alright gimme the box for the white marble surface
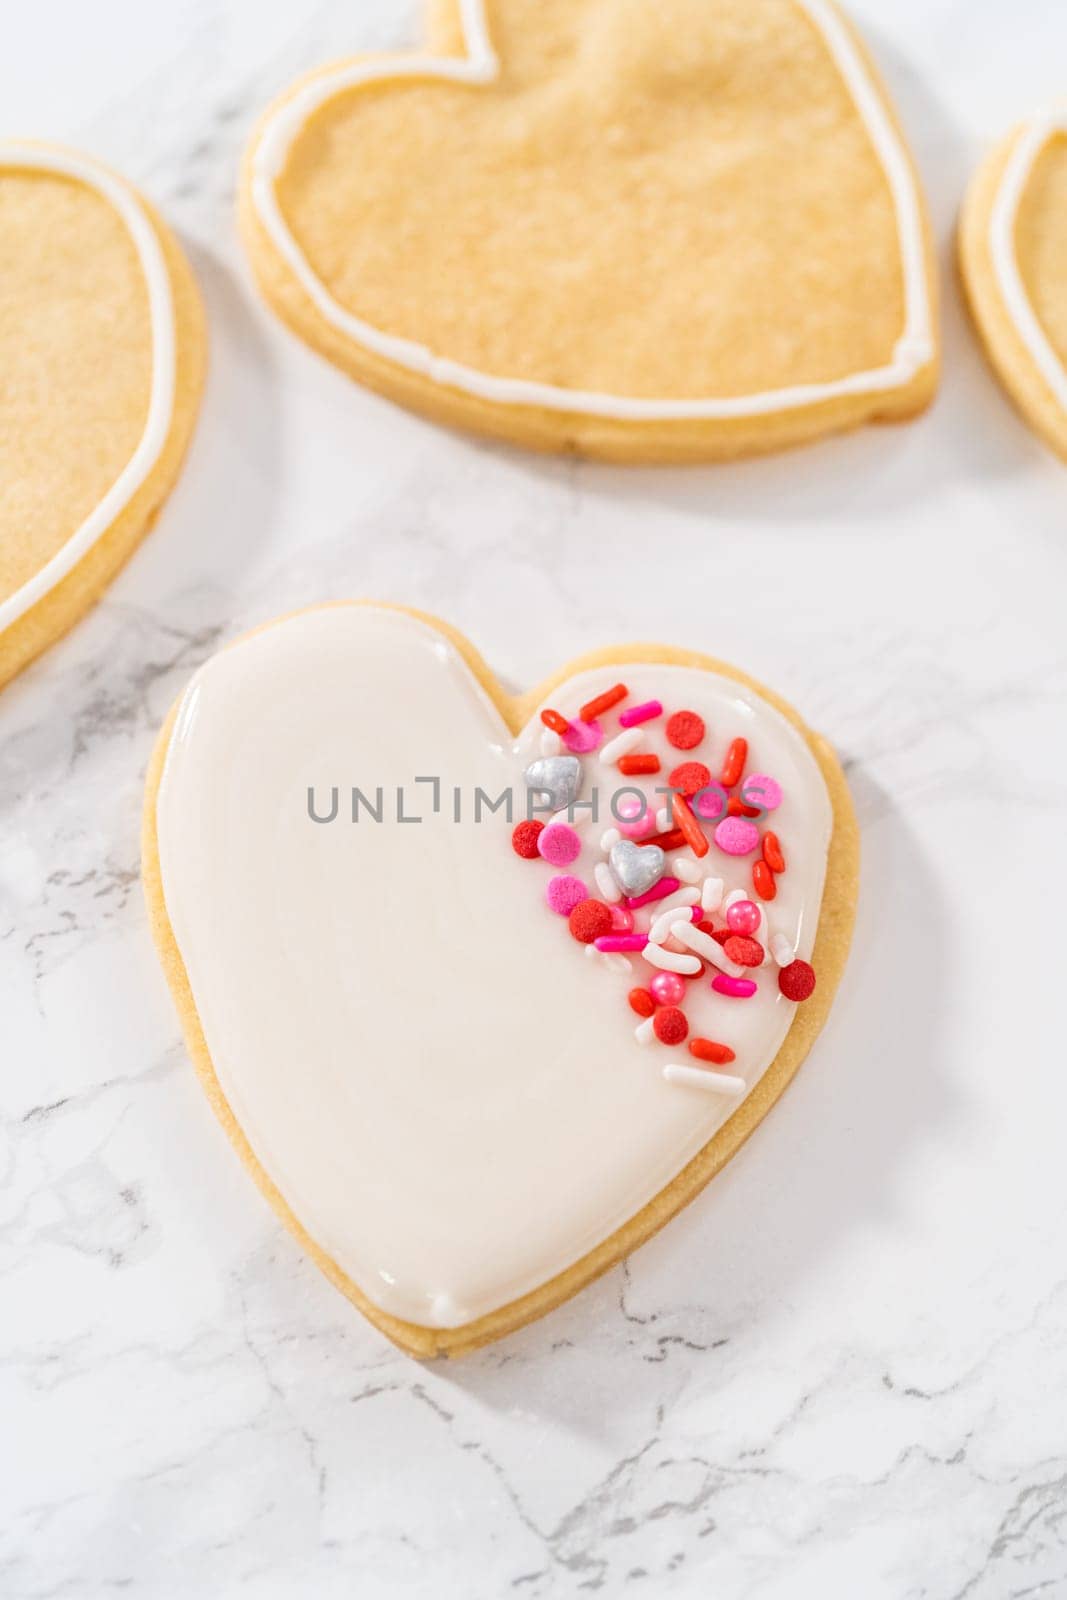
[2,2,1067,1595]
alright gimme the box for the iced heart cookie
[239,0,938,462]
[960,114,1067,462]
[0,142,205,689]
[143,604,858,1356]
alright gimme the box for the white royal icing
[249,0,934,422]
[154,606,835,1329]
[988,113,1067,415]
[0,143,177,634]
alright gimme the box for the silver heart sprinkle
[523,755,582,814]
[609,838,665,898]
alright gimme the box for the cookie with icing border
[959,114,1067,462]
[143,603,859,1356]
[0,142,205,689]
[239,0,939,462]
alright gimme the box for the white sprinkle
[701,876,724,914]
[540,728,562,756]
[654,887,701,917]
[770,932,795,967]
[634,1016,656,1045]
[663,1064,746,1095]
[671,856,703,884]
[648,906,697,945]
[724,887,749,913]
[674,921,745,977]
[595,862,622,904]
[600,827,621,853]
[657,806,672,832]
[643,943,702,976]
[600,728,643,766]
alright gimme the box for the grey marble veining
[2,1,1067,1595]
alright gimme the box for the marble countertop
[3,2,1066,1596]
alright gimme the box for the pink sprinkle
[713,817,760,856]
[546,875,588,915]
[618,699,663,729]
[538,823,582,866]
[711,974,758,998]
[563,718,602,753]
[616,793,645,820]
[609,905,635,932]
[594,934,649,953]
[741,774,783,813]
[692,784,729,822]
[650,971,685,1005]
[625,876,680,910]
[726,899,762,936]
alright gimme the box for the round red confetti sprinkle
[511,820,545,859]
[778,960,816,1001]
[568,899,614,944]
[653,1006,689,1045]
[723,935,765,967]
[666,710,705,750]
[668,760,712,798]
[689,1038,736,1065]
[628,987,656,1018]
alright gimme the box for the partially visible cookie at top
[240,0,939,463]
[959,114,1067,463]
[0,142,206,691]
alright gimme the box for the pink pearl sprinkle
[726,898,762,936]
[741,774,782,813]
[594,934,649,953]
[546,875,588,915]
[713,817,760,856]
[538,823,582,866]
[625,876,681,910]
[618,810,657,839]
[616,793,645,820]
[650,971,685,1005]
[618,699,663,729]
[711,974,758,998]
[563,718,602,753]
[609,905,635,932]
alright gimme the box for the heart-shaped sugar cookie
[240,0,938,461]
[143,604,858,1356]
[0,142,205,689]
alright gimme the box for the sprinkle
[714,817,760,856]
[540,708,569,735]
[653,1007,689,1045]
[689,1038,737,1065]
[693,785,729,822]
[650,971,687,1006]
[723,935,765,967]
[594,934,649,953]
[779,960,816,1001]
[511,820,545,859]
[671,856,703,884]
[720,738,748,789]
[540,728,562,756]
[674,921,744,977]
[672,794,710,858]
[580,683,628,723]
[568,900,614,944]
[668,761,712,799]
[609,905,635,932]
[726,898,762,936]
[538,823,582,866]
[701,876,724,913]
[619,810,658,840]
[616,793,646,820]
[727,794,762,819]
[664,1063,745,1095]
[643,943,702,975]
[770,932,795,967]
[753,859,777,901]
[711,974,759,998]
[563,718,602,754]
[594,861,622,904]
[723,887,750,912]
[619,699,663,728]
[741,774,782,813]
[600,728,644,766]
[600,827,621,852]
[656,806,672,831]
[763,831,786,873]
[651,887,701,918]
[629,987,656,1018]
[666,710,705,750]
[618,753,661,776]
[649,904,701,944]
[546,875,588,915]
[625,875,680,910]
[639,828,687,852]
[634,1016,656,1045]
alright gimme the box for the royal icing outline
[250,0,935,422]
[0,142,177,634]
[988,113,1067,415]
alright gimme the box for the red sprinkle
[672,793,710,858]
[653,1006,689,1045]
[727,794,762,818]
[568,899,614,944]
[709,925,731,945]
[628,987,656,1018]
[618,753,661,776]
[779,959,816,1002]
[720,737,748,789]
[639,828,688,851]
[668,761,712,798]
[540,708,569,735]
[512,820,545,859]
[752,859,777,901]
[689,1038,736,1065]
[763,831,786,873]
[723,935,765,967]
[580,683,628,723]
[666,710,705,750]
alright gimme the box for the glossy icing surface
[155,607,833,1328]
